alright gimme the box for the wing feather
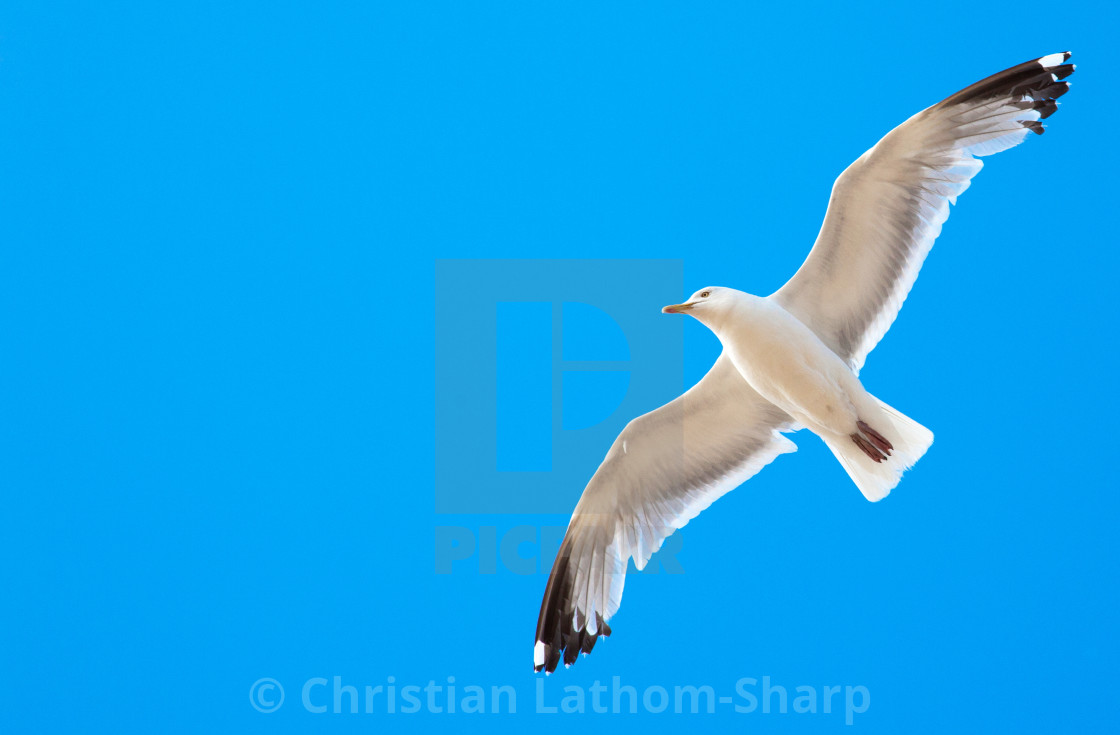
[772,53,1075,372]
[533,354,796,672]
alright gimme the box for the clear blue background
[1,1,1116,732]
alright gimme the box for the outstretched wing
[772,53,1075,373]
[533,354,797,673]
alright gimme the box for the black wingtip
[1051,63,1075,81]
[940,53,1076,110]
[533,621,612,674]
[1033,98,1059,120]
[533,534,617,674]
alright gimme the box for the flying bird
[533,53,1076,673]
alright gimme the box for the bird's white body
[705,292,871,436]
[681,287,934,502]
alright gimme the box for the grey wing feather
[772,53,1074,372]
[533,354,796,672]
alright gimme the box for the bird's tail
[822,396,934,502]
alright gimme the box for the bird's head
[662,286,737,328]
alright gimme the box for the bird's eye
[700,291,711,298]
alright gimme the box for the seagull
[533,53,1075,673]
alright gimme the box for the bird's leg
[857,420,894,455]
[850,432,887,463]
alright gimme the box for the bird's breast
[718,302,854,426]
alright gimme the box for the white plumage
[534,52,1075,673]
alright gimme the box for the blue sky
[1,2,1117,732]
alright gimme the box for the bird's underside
[533,52,1075,674]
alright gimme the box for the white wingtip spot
[534,641,545,667]
[1038,52,1069,68]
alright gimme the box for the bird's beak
[661,302,694,314]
